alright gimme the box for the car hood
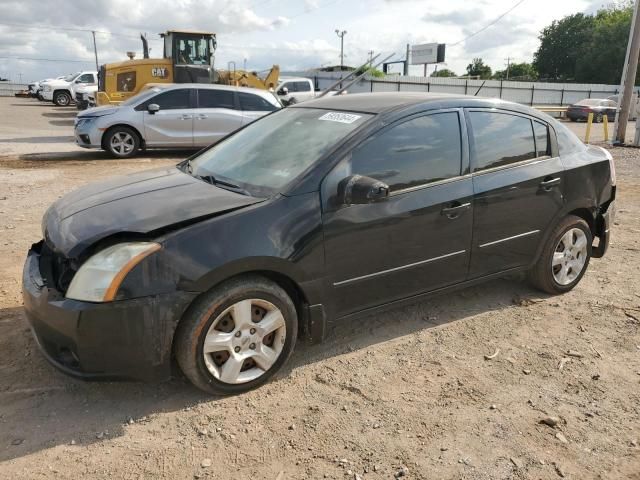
[78,105,120,117]
[43,166,265,258]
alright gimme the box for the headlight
[66,242,161,302]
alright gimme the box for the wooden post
[603,114,610,142]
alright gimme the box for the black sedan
[566,98,617,122]
[23,93,616,395]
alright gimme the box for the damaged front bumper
[22,244,197,382]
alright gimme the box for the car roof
[292,92,534,115]
[147,83,275,97]
[279,77,311,82]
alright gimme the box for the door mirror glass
[339,175,389,205]
[278,87,289,96]
[147,103,160,114]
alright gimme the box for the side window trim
[465,107,556,176]
[323,108,470,201]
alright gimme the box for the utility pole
[404,43,410,76]
[505,57,512,80]
[367,50,374,68]
[614,0,640,144]
[335,29,347,69]
[91,31,99,71]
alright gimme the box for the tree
[493,62,538,81]
[431,68,457,78]
[533,2,637,84]
[533,13,595,81]
[466,58,492,79]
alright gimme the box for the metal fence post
[465,80,468,95]
[560,88,565,106]
[530,85,535,106]
[499,79,503,99]
[427,82,430,92]
[588,89,592,99]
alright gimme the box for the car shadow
[47,120,75,127]
[16,150,197,162]
[2,136,76,144]
[41,112,78,119]
[0,275,547,463]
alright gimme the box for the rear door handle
[197,114,208,119]
[181,115,193,120]
[540,177,561,190]
[441,202,471,219]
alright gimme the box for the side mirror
[338,175,390,205]
[147,103,160,114]
[278,87,289,96]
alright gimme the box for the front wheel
[528,215,592,294]
[53,91,71,106]
[174,275,298,395]
[595,113,604,123]
[104,127,140,158]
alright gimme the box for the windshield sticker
[318,112,362,124]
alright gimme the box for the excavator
[95,30,279,106]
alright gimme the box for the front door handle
[441,202,471,219]
[540,177,561,190]
[197,114,208,119]
[181,115,193,120]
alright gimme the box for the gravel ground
[0,97,639,479]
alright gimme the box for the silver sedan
[74,83,282,158]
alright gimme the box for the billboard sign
[411,43,446,65]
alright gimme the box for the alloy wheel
[552,228,588,286]
[110,132,135,156]
[202,299,286,384]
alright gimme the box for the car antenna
[316,53,382,98]
[332,53,396,96]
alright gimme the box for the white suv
[41,71,97,106]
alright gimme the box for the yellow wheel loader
[96,30,279,106]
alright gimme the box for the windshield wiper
[196,174,250,196]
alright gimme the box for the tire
[53,91,71,106]
[104,126,140,158]
[174,275,298,395]
[528,215,592,295]
[569,117,577,122]
[595,113,603,123]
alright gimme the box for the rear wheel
[53,91,71,106]
[595,113,604,123]
[528,215,592,294]
[104,127,140,158]
[174,275,298,395]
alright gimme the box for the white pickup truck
[275,76,331,106]
[41,71,98,106]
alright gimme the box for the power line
[450,0,527,46]
[0,56,95,63]
[0,21,142,39]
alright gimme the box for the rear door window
[533,121,550,157]
[347,112,462,191]
[198,89,235,109]
[238,92,278,112]
[294,81,312,92]
[469,112,536,172]
[136,89,192,110]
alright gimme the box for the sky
[0,0,611,83]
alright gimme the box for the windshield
[64,72,81,82]
[121,87,163,106]
[188,108,373,195]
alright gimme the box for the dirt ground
[0,97,639,480]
